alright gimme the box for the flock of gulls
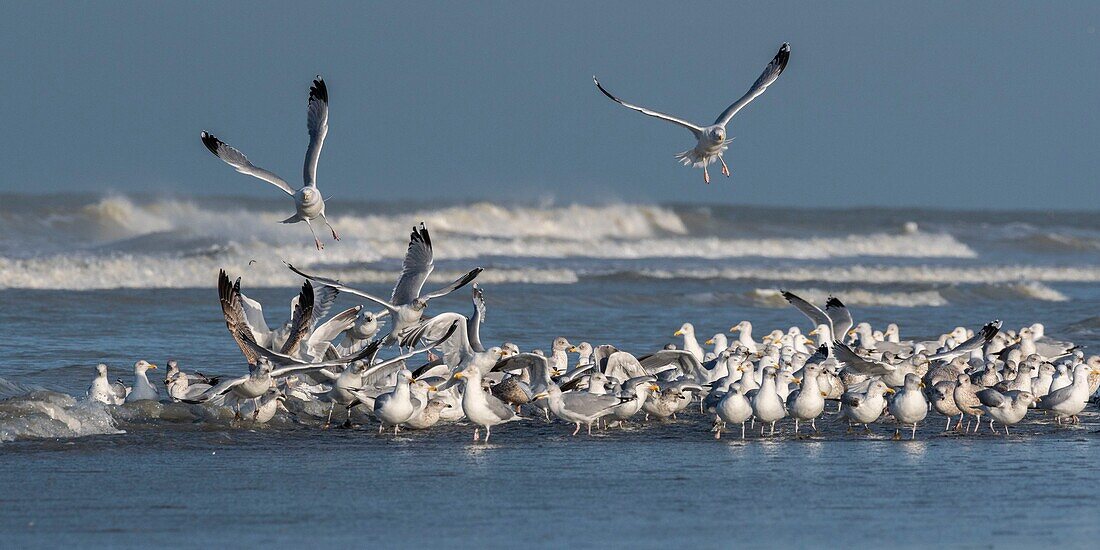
[86,221,1098,441]
[79,43,1098,442]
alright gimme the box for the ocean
[2,192,1099,547]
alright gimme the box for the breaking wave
[0,380,124,443]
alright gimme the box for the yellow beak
[704,339,714,345]
[533,391,549,400]
[674,330,683,336]
[885,387,896,394]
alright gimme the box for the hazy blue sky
[1,1,1097,208]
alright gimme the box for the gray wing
[256,337,385,377]
[637,349,705,378]
[200,132,294,195]
[279,281,315,356]
[781,290,832,334]
[303,76,328,186]
[182,374,250,403]
[1037,383,1075,410]
[468,284,486,353]
[391,223,434,305]
[928,320,1001,361]
[218,270,261,366]
[485,393,518,422]
[825,297,853,341]
[977,388,1007,408]
[832,341,895,376]
[593,77,704,137]
[422,268,484,301]
[562,392,622,416]
[285,263,399,314]
[715,43,790,127]
[310,284,341,328]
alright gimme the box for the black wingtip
[310,76,328,104]
[200,131,221,155]
[775,43,791,73]
[825,296,845,309]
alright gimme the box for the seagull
[286,223,482,345]
[125,360,159,403]
[200,76,337,250]
[452,362,522,442]
[594,43,790,184]
[87,364,127,405]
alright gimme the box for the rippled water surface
[3,195,1100,547]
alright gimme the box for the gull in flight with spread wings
[594,43,789,184]
[201,76,338,250]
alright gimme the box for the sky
[0,1,1097,209]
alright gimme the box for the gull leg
[1005,425,1010,436]
[324,403,335,429]
[719,155,730,177]
[911,423,917,440]
[587,423,593,436]
[945,416,951,432]
[473,428,479,441]
[485,425,491,443]
[811,418,818,432]
[793,419,799,434]
[863,424,872,434]
[572,423,581,436]
[893,428,901,440]
[378,423,384,434]
[305,219,324,250]
[321,212,339,241]
[741,422,746,440]
[703,164,711,185]
[770,421,776,436]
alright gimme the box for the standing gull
[201,76,337,250]
[594,43,790,184]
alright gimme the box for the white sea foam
[0,385,124,442]
[750,288,951,308]
[637,265,1100,285]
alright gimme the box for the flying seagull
[201,76,338,250]
[594,43,789,184]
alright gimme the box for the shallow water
[3,196,1100,547]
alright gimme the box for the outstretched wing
[279,281,315,356]
[715,43,790,126]
[218,270,261,365]
[391,223,435,305]
[400,312,473,371]
[422,267,483,300]
[303,76,328,186]
[285,263,399,314]
[929,320,1001,361]
[306,305,362,360]
[781,290,832,334]
[201,131,294,195]
[825,297,853,342]
[468,284,486,353]
[593,77,703,137]
[832,341,895,376]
